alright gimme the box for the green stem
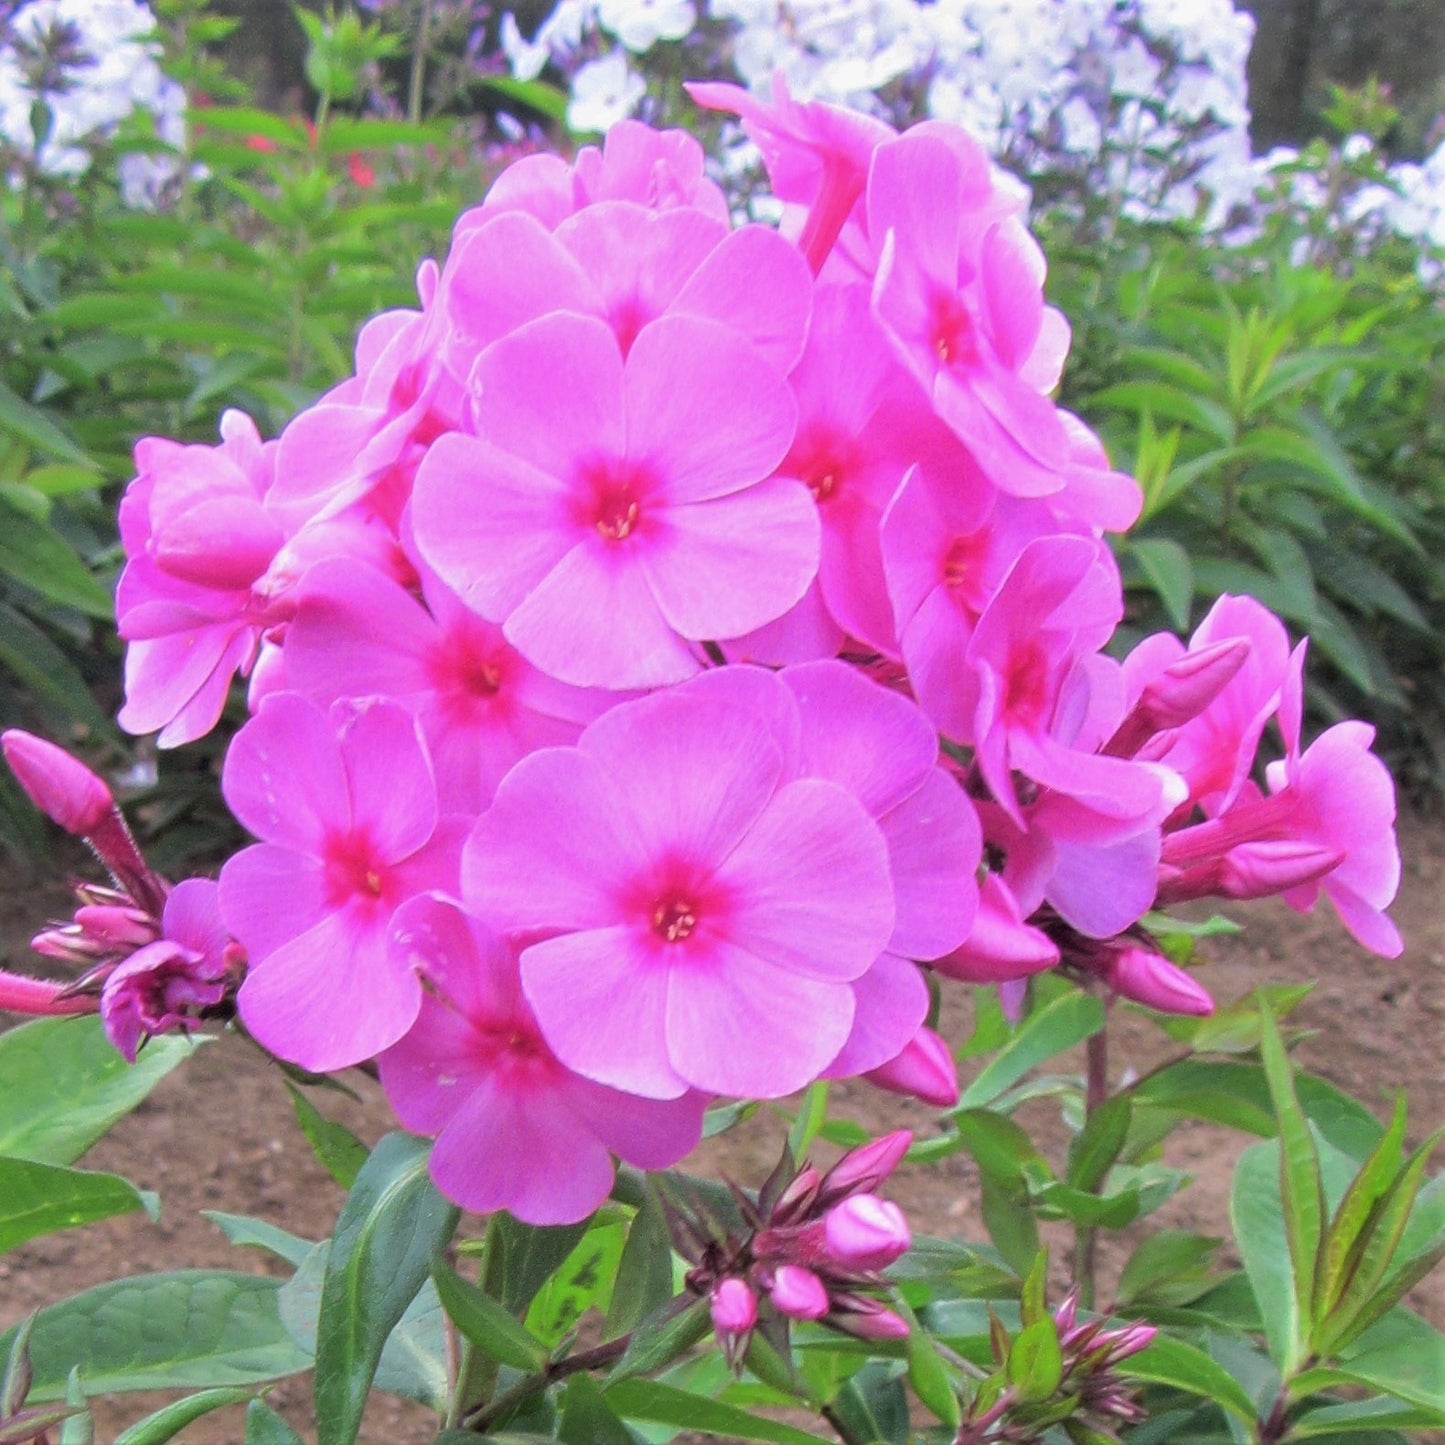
[408,0,436,125]
[1072,1012,1110,1310]
[462,1335,631,1432]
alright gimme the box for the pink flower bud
[0,968,93,1017]
[1218,840,1344,900]
[2,730,114,836]
[829,1295,911,1340]
[865,1027,959,1107]
[771,1165,823,1225]
[768,1265,830,1320]
[933,873,1059,983]
[820,1129,911,1201]
[1107,1323,1157,1361]
[710,1277,757,1335]
[1107,637,1251,756]
[1105,946,1213,1017]
[824,1194,911,1271]
[73,905,159,948]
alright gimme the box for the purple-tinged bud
[1053,1286,1080,1337]
[709,1277,757,1335]
[933,873,1058,983]
[1106,947,1213,1017]
[73,905,159,948]
[828,1295,911,1340]
[3,730,113,836]
[1106,638,1250,757]
[0,968,94,1017]
[819,1129,911,1203]
[769,1265,830,1321]
[1106,1323,1157,1361]
[824,1194,911,1271]
[1218,840,1344,900]
[770,1165,823,1225]
[865,1027,959,1108]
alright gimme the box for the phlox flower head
[219,694,466,1073]
[379,895,705,1223]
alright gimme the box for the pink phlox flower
[413,312,814,689]
[1127,594,1293,816]
[379,895,704,1223]
[688,73,895,275]
[439,201,811,376]
[1049,410,1143,535]
[880,456,1053,741]
[219,694,466,1072]
[680,661,978,1078]
[100,878,236,1062]
[463,680,897,1100]
[285,555,609,811]
[727,284,943,665]
[116,410,287,747]
[866,131,1077,497]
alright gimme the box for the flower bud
[829,1295,911,1340]
[709,1277,757,1335]
[73,905,160,948]
[2,730,114,836]
[768,1265,830,1321]
[1218,840,1344,900]
[933,872,1058,982]
[1105,946,1213,1017]
[819,1129,911,1202]
[0,968,93,1017]
[1107,637,1250,756]
[824,1194,911,1271]
[865,1027,959,1107]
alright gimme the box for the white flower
[597,0,696,51]
[566,50,646,132]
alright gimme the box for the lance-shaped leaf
[1257,1001,1324,1365]
[244,1400,304,1445]
[0,1157,154,1253]
[287,1085,368,1189]
[312,1132,459,1445]
[111,1386,258,1444]
[431,1261,548,1372]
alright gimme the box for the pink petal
[636,480,820,641]
[218,845,329,963]
[714,778,894,982]
[578,1081,707,1170]
[521,926,690,1098]
[337,701,438,862]
[222,693,350,851]
[823,952,929,1077]
[665,938,855,1097]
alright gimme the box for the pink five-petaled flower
[463,684,896,1099]
[100,878,236,1061]
[219,694,465,1072]
[414,313,815,689]
[378,896,704,1223]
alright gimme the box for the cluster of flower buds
[957,1286,1155,1444]
[1,730,243,1060]
[672,1131,915,1365]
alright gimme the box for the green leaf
[1,1312,33,1419]
[0,1017,199,1165]
[557,1374,633,1445]
[605,1295,711,1384]
[1127,537,1194,629]
[956,990,1105,1111]
[312,1133,459,1445]
[287,1084,368,1188]
[1115,1231,1220,1308]
[0,600,112,733]
[979,1173,1040,1279]
[1006,1319,1062,1403]
[829,1360,909,1445]
[524,1217,625,1346]
[1289,1396,1445,1437]
[1300,1308,1445,1413]
[0,1272,310,1400]
[1231,1139,1300,1370]
[112,1387,257,1443]
[605,1378,832,1443]
[431,1260,548,1372]
[0,1157,151,1253]
[1257,1004,1324,1355]
[0,381,95,468]
[204,1212,314,1267]
[488,1215,592,1316]
[1066,1096,1132,1194]
[1126,1334,1258,1424]
[1090,381,1234,444]
[0,497,112,617]
[898,1299,960,1428]
[604,1187,675,1338]
[476,75,571,123]
[244,1399,304,1444]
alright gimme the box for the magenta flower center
[931,294,980,369]
[323,832,388,906]
[596,487,640,540]
[1002,640,1053,723]
[651,894,699,942]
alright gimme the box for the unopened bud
[820,1129,911,1203]
[934,872,1059,982]
[824,1194,910,1271]
[709,1277,757,1335]
[771,1165,823,1225]
[865,1027,959,1107]
[768,1265,830,1321]
[829,1295,911,1340]
[3,730,113,836]
[1106,947,1213,1017]
[1108,638,1250,756]
[73,905,159,948]
[1218,840,1343,900]
[0,967,93,1017]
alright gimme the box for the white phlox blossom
[567,49,647,131]
[0,0,185,204]
[597,0,697,52]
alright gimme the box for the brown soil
[1,814,1441,1443]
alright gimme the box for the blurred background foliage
[1,0,1443,865]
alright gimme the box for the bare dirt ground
[1,812,1441,1442]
